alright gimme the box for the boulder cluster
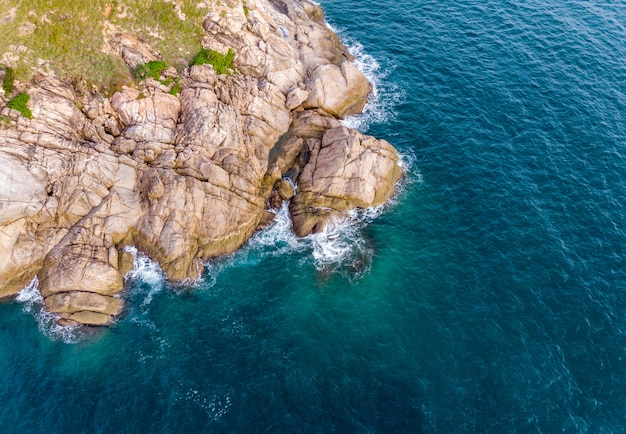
[0,0,402,326]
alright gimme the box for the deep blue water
[3,0,626,432]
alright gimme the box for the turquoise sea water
[3,0,626,431]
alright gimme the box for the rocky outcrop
[0,0,402,326]
[289,122,403,237]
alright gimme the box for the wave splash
[242,200,386,279]
[250,136,423,270]
[15,277,88,343]
[13,247,169,342]
[123,246,166,307]
[213,147,420,280]
[310,206,382,266]
[338,36,405,132]
[248,201,307,256]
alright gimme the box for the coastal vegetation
[133,60,181,95]
[169,80,181,96]
[6,92,32,118]
[2,67,14,94]
[0,0,219,92]
[191,48,236,75]
[133,60,168,81]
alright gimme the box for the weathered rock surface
[0,0,402,326]
[290,124,403,237]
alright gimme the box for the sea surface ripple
[2,0,626,432]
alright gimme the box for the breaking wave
[307,207,381,277]
[247,202,307,256]
[341,38,405,132]
[243,200,392,279]
[221,148,420,279]
[322,22,405,133]
[123,246,166,307]
[15,277,88,344]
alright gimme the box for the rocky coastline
[0,0,402,326]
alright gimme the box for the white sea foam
[395,149,423,195]
[14,247,170,342]
[339,37,405,133]
[16,277,87,343]
[248,201,306,256]
[15,276,42,306]
[243,200,387,278]
[233,153,421,276]
[123,246,166,307]
[323,19,406,130]
[308,207,381,274]
[176,386,233,420]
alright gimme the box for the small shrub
[0,115,11,125]
[190,48,235,75]
[169,80,181,96]
[134,60,168,80]
[243,6,250,16]
[7,92,33,119]
[2,67,14,95]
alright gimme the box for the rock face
[290,122,403,237]
[0,0,402,326]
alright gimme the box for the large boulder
[304,62,371,118]
[290,126,403,236]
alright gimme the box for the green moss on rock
[191,48,235,75]
[7,92,32,119]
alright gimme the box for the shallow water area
[3,0,626,431]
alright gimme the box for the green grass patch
[169,77,181,96]
[2,67,15,95]
[0,0,207,90]
[133,64,182,95]
[7,92,32,118]
[134,60,168,80]
[191,48,235,75]
[0,115,11,124]
[169,82,181,96]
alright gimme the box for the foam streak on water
[341,38,405,132]
[248,201,304,256]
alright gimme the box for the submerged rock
[0,0,403,326]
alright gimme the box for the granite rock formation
[0,0,402,326]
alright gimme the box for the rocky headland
[0,0,402,326]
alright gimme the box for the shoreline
[0,0,402,327]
